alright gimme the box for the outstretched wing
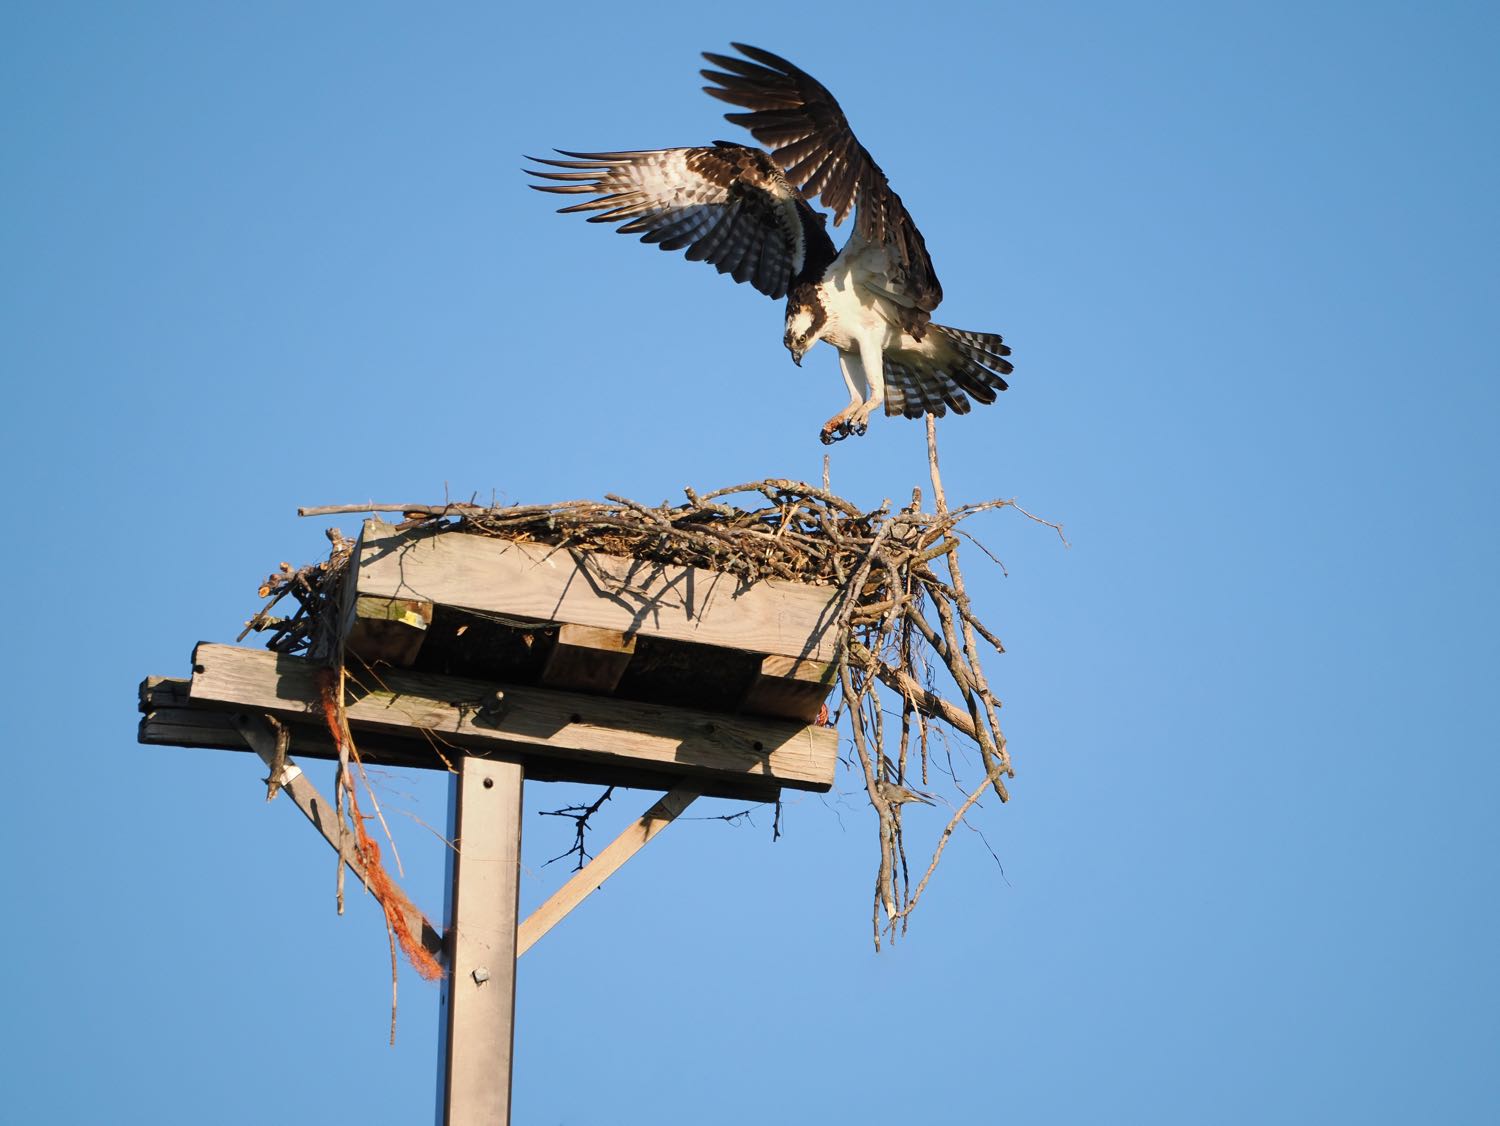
[882,326,1012,419]
[701,43,942,315]
[525,143,834,300]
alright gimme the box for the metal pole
[436,755,524,1126]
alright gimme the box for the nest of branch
[245,431,1058,948]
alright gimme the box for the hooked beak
[791,349,804,367]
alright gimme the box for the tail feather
[935,325,1014,377]
[882,323,1013,420]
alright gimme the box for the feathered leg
[848,332,887,431]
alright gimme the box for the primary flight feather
[526,43,1013,443]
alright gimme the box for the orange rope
[318,670,445,981]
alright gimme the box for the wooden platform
[139,519,846,801]
[338,518,842,722]
[135,515,852,1124]
[139,643,835,799]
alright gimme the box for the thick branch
[848,642,980,743]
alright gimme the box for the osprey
[526,44,1013,443]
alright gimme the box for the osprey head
[783,283,827,367]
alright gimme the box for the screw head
[472,966,491,985]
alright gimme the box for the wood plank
[140,676,786,802]
[354,518,841,663]
[540,623,635,694]
[141,674,190,709]
[738,654,838,722]
[186,644,837,792]
[516,783,700,957]
[229,713,442,957]
[344,595,433,667]
[439,756,522,1126]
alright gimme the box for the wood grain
[354,519,841,663]
[185,644,836,792]
[441,756,523,1125]
[140,674,785,800]
[516,784,700,957]
[739,654,838,722]
[539,623,635,695]
[230,713,442,957]
[345,595,433,667]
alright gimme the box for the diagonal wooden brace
[517,783,702,956]
[231,713,444,958]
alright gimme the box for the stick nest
[244,458,1058,948]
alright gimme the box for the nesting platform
[140,517,845,801]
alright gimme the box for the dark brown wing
[701,43,942,314]
[525,143,833,300]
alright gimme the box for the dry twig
[251,448,1056,948]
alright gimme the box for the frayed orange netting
[317,670,444,982]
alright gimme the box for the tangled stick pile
[246,423,1059,948]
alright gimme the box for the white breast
[818,243,906,354]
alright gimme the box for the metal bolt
[476,689,508,725]
[472,966,491,985]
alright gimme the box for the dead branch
[264,452,1060,949]
[540,787,616,871]
[848,642,980,743]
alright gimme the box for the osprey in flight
[526,44,1013,443]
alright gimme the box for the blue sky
[4,2,1497,1122]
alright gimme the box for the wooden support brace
[345,595,433,667]
[516,783,701,956]
[739,654,837,722]
[230,713,443,957]
[539,623,636,695]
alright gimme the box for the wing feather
[525,143,820,300]
[703,44,943,316]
